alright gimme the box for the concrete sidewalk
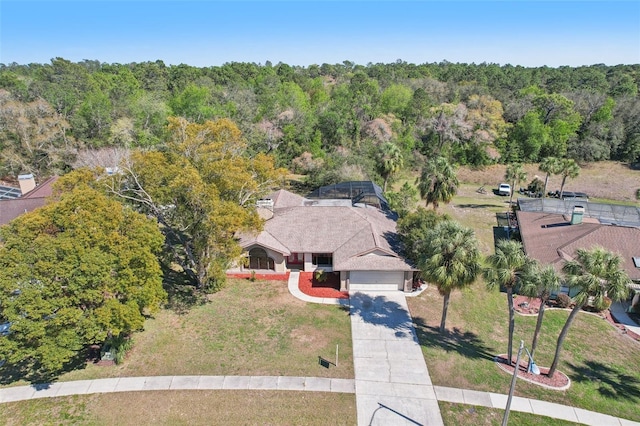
[434,386,640,426]
[1,376,639,425]
[0,375,355,403]
[2,279,638,425]
[350,291,444,426]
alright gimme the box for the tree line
[1,59,639,189]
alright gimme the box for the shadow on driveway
[348,292,415,339]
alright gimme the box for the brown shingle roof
[267,189,307,209]
[517,210,640,280]
[21,176,58,199]
[0,176,58,226]
[238,190,413,271]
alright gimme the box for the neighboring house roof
[517,210,640,281]
[21,176,57,199]
[239,189,413,271]
[0,184,22,200]
[0,176,58,226]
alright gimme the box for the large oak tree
[0,183,166,378]
[106,117,286,291]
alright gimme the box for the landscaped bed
[298,272,349,299]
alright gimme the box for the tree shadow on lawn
[567,360,640,402]
[456,204,503,209]
[0,349,89,386]
[412,316,496,362]
[161,263,207,315]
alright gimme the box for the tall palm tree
[484,239,535,364]
[378,141,404,192]
[418,220,482,333]
[504,163,527,207]
[519,264,561,358]
[539,157,561,198]
[557,158,580,199]
[548,247,630,378]
[416,156,459,211]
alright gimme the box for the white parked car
[498,183,512,196]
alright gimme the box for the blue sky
[1,1,639,67]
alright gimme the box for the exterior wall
[304,252,314,271]
[242,245,287,273]
[340,271,348,292]
[403,271,413,293]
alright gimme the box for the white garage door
[349,271,404,291]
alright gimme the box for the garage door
[349,271,404,291]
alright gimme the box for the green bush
[556,293,572,309]
[104,334,134,365]
[314,270,327,282]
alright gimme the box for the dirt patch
[289,325,330,353]
[458,161,640,202]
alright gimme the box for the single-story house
[232,187,416,292]
[516,208,640,291]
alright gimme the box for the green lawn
[0,278,357,423]
[3,277,353,385]
[0,390,356,426]
[440,402,581,426]
[407,186,640,423]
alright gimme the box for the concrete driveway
[350,291,444,426]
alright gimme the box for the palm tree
[418,220,481,333]
[539,157,561,198]
[504,163,527,207]
[416,156,459,211]
[548,247,630,378]
[519,264,561,359]
[378,141,404,192]
[484,239,535,364]
[557,158,580,199]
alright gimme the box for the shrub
[593,296,612,312]
[527,177,544,196]
[103,334,134,365]
[556,293,572,309]
[314,270,327,282]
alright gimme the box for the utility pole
[502,340,524,426]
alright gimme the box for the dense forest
[1,58,639,188]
